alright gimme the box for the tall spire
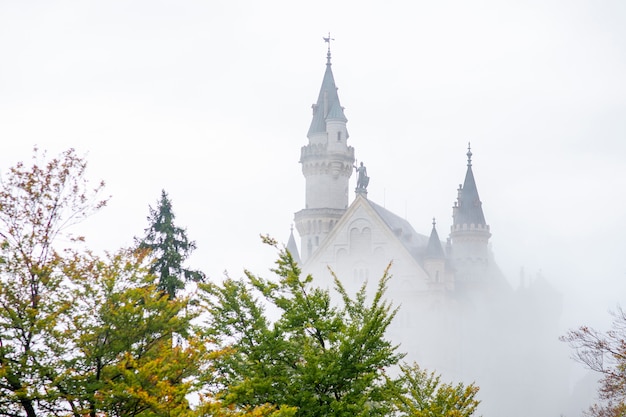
[453,142,486,226]
[449,144,491,271]
[308,35,348,138]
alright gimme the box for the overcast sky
[1,0,625,331]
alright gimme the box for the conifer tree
[137,190,205,299]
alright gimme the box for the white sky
[1,0,625,331]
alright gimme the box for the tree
[389,363,480,417]
[0,148,107,417]
[56,249,206,417]
[0,150,209,417]
[137,190,205,299]
[0,150,311,417]
[561,307,626,417]
[198,236,405,417]
[0,149,481,417]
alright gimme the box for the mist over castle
[288,43,575,417]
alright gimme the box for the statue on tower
[354,162,369,191]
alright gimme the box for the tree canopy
[198,237,480,417]
[0,148,481,417]
[390,363,480,417]
[199,237,402,416]
[0,148,107,417]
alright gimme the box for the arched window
[350,227,372,255]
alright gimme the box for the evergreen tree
[137,190,205,299]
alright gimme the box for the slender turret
[424,218,446,282]
[286,225,301,264]
[294,37,354,262]
[449,144,491,272]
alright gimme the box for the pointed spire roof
[454,143,487,226]
[286,225,301,264]
[307,43,348,138]
[425,218,446,259]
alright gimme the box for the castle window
[353,268,369,283]
[337,131,341,141]
[350,227,372,255]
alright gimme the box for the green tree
[137,190,205,299]
[0,148,107,417]
[198,236,404,417]
[0,150,297,417]
[389,363,480,417]
[0,149,481,417]
[57,249,206,417]
[561,307,626,417]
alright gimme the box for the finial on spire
[432,217,436,228]
[466,142,473,167]
[323,32,334,64]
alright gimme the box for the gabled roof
[304,195,430,270]
[307,53,348,138]
[367,200,429,261]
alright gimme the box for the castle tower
[294,40,355,262]
[449,144,492,282]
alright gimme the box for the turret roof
[425,219,446,259]
[307,50,348,137]
[454,145,487,226]
[286,225,301,264]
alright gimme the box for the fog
[1,1,625,415]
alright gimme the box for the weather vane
[323,32,334,55]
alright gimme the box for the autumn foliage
[562,308,626,417]
[0,149,481,417]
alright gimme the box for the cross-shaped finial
[323,32,334,63]
[323,32,334,49]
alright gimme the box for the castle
[286,43,571,417]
